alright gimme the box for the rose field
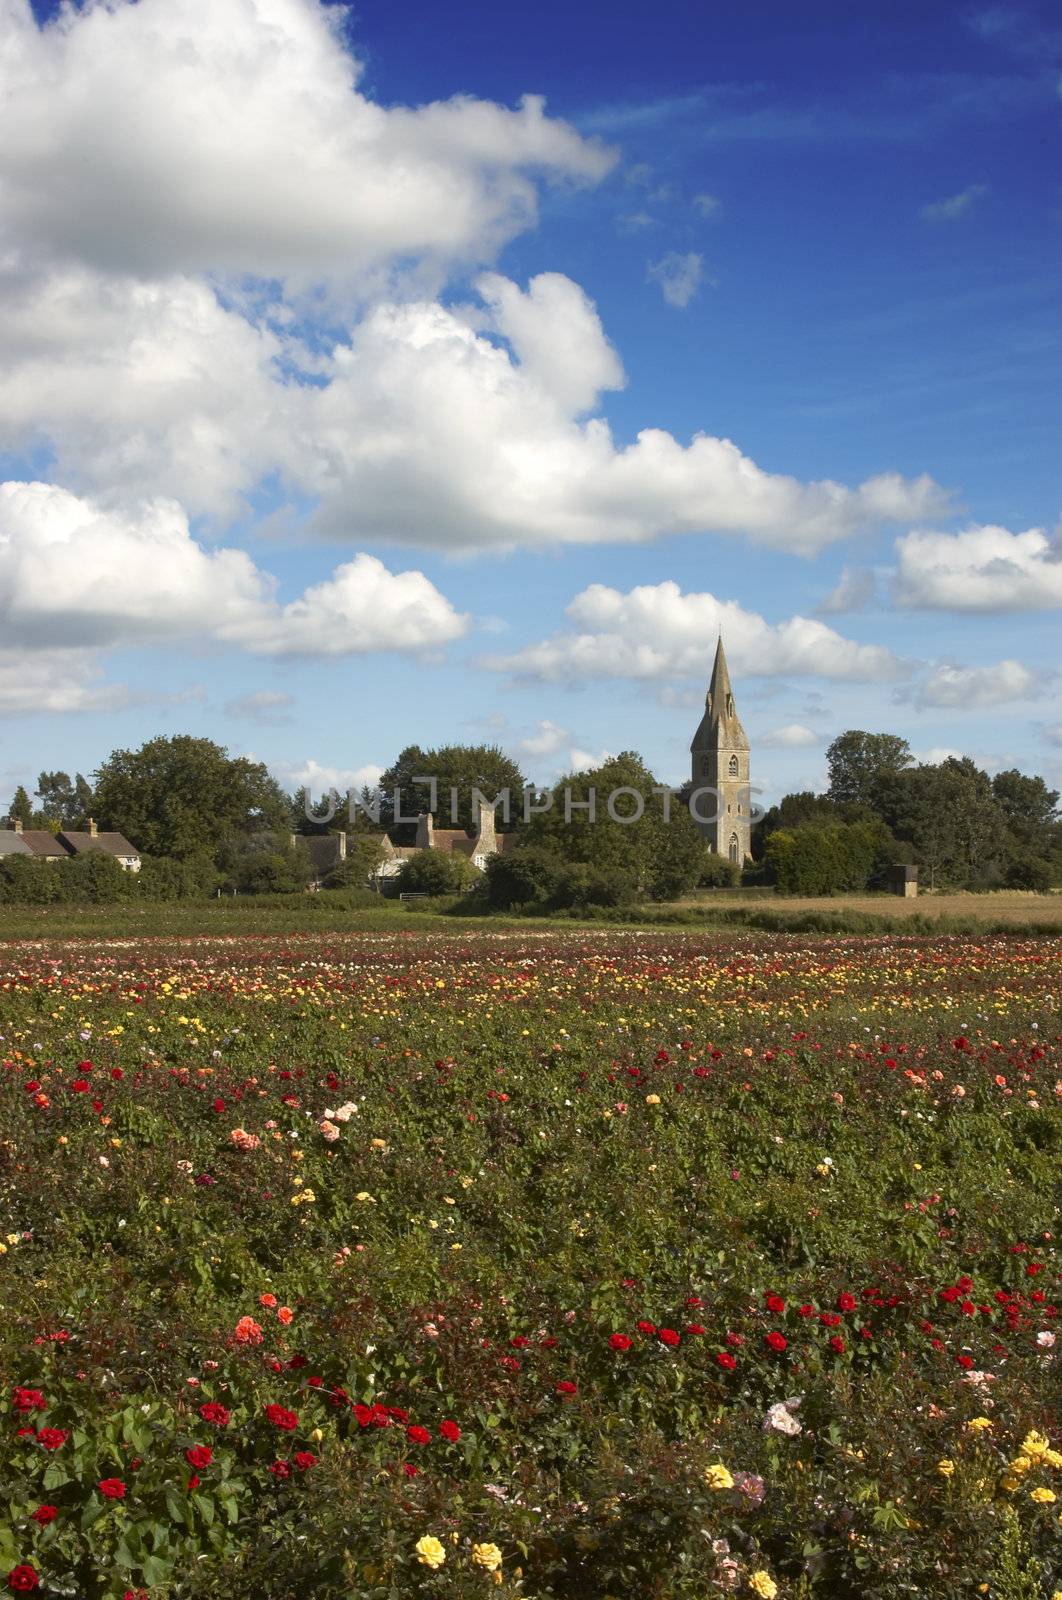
[0,930,1059,1600]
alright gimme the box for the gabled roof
[58,831,140,859]
[0,830,32,857]
[19,830,70,858]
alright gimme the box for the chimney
[473,797,497,856]
[415,812,434,850]
[88,817,98,837]
[337,832,347,861]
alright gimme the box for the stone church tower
[690,637,751,863]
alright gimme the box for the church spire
[691,635,749,753]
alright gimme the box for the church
[690,637,752,865]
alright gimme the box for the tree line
[3,729,1059,906]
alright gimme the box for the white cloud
[569,746,615,773]
[0,267,944,553]
[274,757,384,798]
[1,0,612,287]
[759,724,821,748]
[0,481,468,656]
[920,183,989,223]
[484,580,910,684]
[908,659,1044,709]
[692,192,722,217]
[0,647,132,715]
[1044,725,1062,748]
[516,719,572,758]
[817,566,877,613]
[647,251,704,308]
[0,266,295,518]
[895,524,1062,611]
[301,283,946,554]
[476,271,625,415]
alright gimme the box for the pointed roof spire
[691,635,749,752]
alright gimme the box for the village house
[1,816,142,870]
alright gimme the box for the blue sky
[1,0,1060,812]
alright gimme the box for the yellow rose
[1010,1455,1033,1474]
[471,1543,503,1572]
[704,1464,734,1490]
[937,1459,955,1477]
[966,1417,993,1433]
[749,1572,778,1599]
[415,1535,446,1569]
[645,1093,661,1105]
[1043,1449,1062,1469]
[1022,1431,1049,1460]
[1030,1486,1056,1504]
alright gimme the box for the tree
[826,731,912,811]
[483,846,566,910]
[7,785,34,827]
[519,751,707,903]
[322,835,389,889]
[378,744,527,842]
[878,758,1007,890]
[753,791,841,858]
[93,736,289,861]
[394,850,477,896]
[35,770,92,828]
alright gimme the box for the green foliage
[378,743,527,841]
[519,752,707,903]
[218,834,313,895]
[7,785,35,827]
[826,730,913,810]
[395,848,478,895]
[698,853,740,888]
[763,818,893,895]
[483,845,566,910]
[137,853,220,901]
[93,735,290,861]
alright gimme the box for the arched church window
[728,833,739,864]
[728,754,738,777]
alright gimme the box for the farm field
[1,930,1059,1599]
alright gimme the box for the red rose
[12,1389,45,1414]
[439,1420,461,1441]
[636,1321,656,1335]
[765,1293,786,1314]
[293,1451,317,1470]
[406,1425,431,1444]
[555,1380,577,1396]
[715,1351,737,1370]
[685,1323,705,1336]
[765,1331,788,1353]
[609,1333,633,1352]
[353,1403,373,1427]
[211,1098,225,1113]
[185,1445,213,1469]
[7,1567,38,1593]
[798,1304,814,1318]
[30,1508,56,1525]
[264,1405,298,1431]
[199,1402,231,1427]
[269,1460,291,1478]
[837,1293,857,1313]
[830,1337,845,1354]
[186,1474,200,1490]
[99,1479,126,1499]
[658,1328,681,1347]
[36,1429,67,1450]
[402,1461,418,1478]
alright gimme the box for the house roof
[19,830,70,858]
[0,830,32,857]
[58,831,140,859]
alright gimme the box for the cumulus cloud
[0,647,133,715]
[0,266,944,553]
[0,481,468,656]
[274,757,384,798]
[895,524,1062,611]
[920,183,989,222]
[647,251,704,308]
[907,659,1044,709]
[0,0,612,287]
[817,566,877,614]
[759,724,821,748]
[692,192,722,217]
[301,284,946,554]
[483,580,910,684]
